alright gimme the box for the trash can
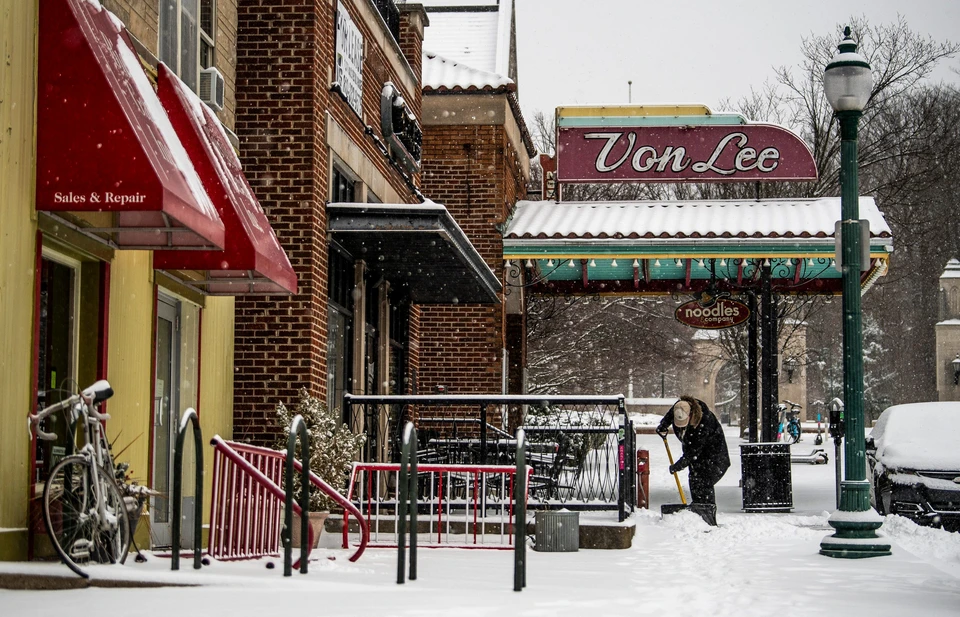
[740,443,792,512]
[534,510,579,552]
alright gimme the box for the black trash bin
[740,443,792,512]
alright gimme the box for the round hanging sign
[675,297,750,329]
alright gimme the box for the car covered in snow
[866,402,960,531]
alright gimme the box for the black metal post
[172,408,203,571]
[284,415,310,576]
[480,404,488,464]
[514,428,527,592]
[747,291,759,443]
[397,422,418,584]
[760,265,778,442]
[397,425,410,584]
[618,396,627,522]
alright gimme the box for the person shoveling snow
[656,396,731,526]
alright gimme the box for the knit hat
[673,401,691,427]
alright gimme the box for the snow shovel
[659,436,718,526]
[660,435,689,517]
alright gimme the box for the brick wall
[234,0,424,445]
[419,115,528,407]
[234,0,326,444]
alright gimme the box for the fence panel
[209,439,285,560]
[344,394,633,519]
[345,462,531,549]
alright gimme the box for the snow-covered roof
[503,198,893,244]
[940,258,960,279]
[422,51,513,92]
[420,0,512,78]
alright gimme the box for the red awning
[152,66,298,295]
[35,0,225,250]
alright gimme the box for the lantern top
[824,27,873,112]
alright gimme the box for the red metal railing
[209,436,368,562]
[344,462,532,549]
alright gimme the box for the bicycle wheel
[788,424,801,444]
[43,456,130,577]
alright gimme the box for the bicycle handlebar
[87,405,110,422]
[28,380,114,441]
[29,394,80,441]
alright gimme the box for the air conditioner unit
[199,66,225,112]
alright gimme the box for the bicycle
[777,400,803,445]
[29,380,132,577]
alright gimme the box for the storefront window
[327,244,353,420]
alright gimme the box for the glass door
[151,297,180,547]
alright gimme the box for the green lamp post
[819,26,891,558]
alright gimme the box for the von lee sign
[557,125,817,183]
[675,298,751,329]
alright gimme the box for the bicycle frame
[31,381,121,543]
[776,402,802,443]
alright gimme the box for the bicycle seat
[82,380,114,404]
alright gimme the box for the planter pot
[290,511,329,549]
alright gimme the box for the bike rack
[284,415,310,576]
[396,422,418,584]
[172,408,204,571]
[514,428,527,592]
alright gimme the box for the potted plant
[275,388,366,547]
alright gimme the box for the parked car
[866,402,960,531]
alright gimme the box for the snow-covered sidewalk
[2,428,959,617]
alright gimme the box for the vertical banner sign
[335,1,363,116]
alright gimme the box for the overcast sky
[513,0,960,125]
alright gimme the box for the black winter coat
[658,400,731,486]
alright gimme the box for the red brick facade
[233,0,426,443]
[419,113,530,402]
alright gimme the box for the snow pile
[871,402,960,469]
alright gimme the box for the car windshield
[871,402,960,471]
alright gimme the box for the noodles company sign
[675,297,750,329]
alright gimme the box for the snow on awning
[152,65,297,296]
[422,51,514,93]
[328,201,501,304]
[35,0,225,250]
[504,198,892,243]
[503,198,894,296]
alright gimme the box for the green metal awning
[503,198,893,295]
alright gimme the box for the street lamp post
[819,26,891,558]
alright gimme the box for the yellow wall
[104,251,155,496]
[198,296,235,517]
[0,0,37,560]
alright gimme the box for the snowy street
[3,427,959,617]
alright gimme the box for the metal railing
[344,394,635,521]
[208,436,369,565]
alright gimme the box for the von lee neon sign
[557,125,817,183]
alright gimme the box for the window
[160,0,215,92]
[327,244,354,419]
[331,165,356,203]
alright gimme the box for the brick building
[417,0,536,402]
[232,0,517,453]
